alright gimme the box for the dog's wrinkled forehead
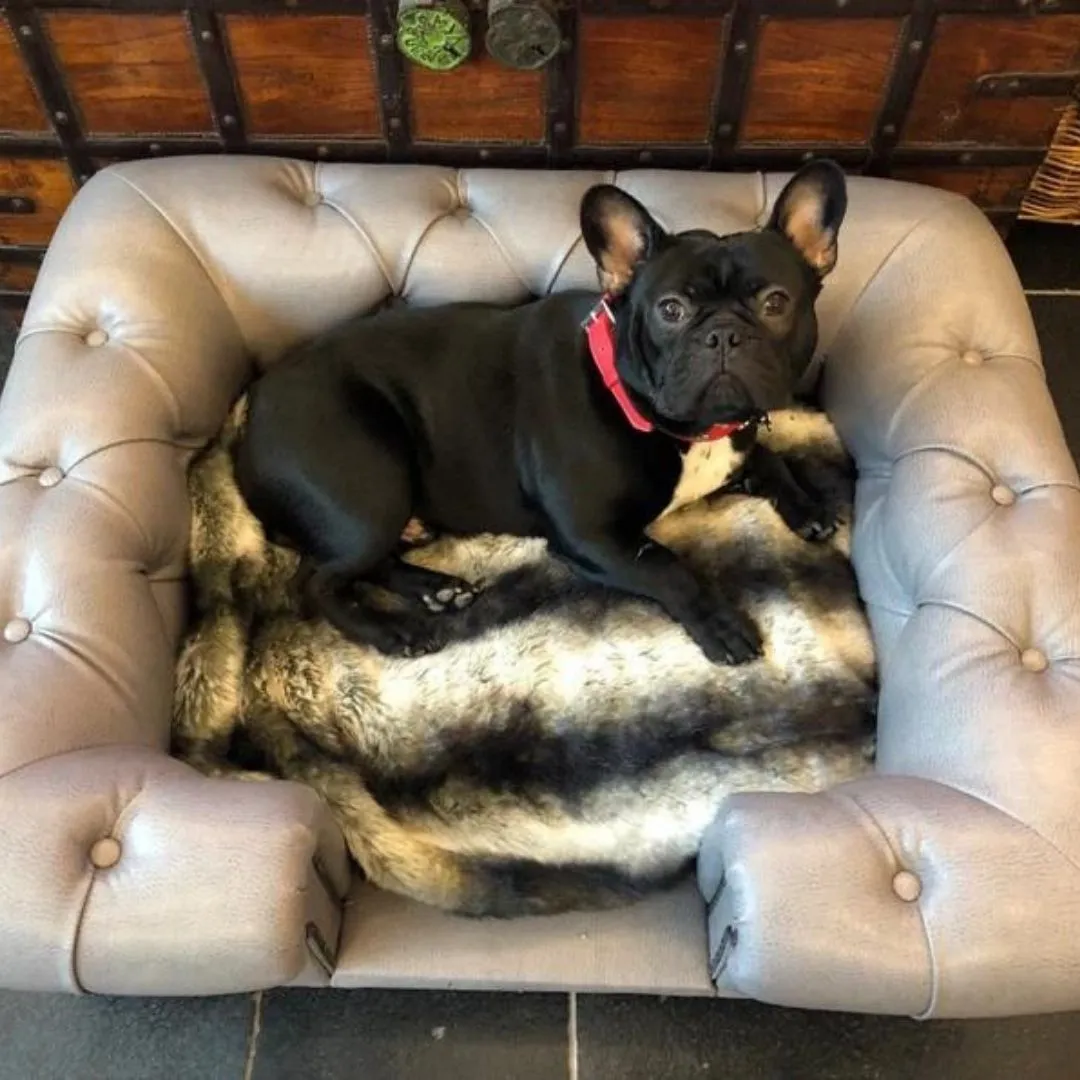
[633,228,811,302]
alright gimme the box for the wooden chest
[3,0,1079,326]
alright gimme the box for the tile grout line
[568,991,579,1080]
[242,990,264,1080]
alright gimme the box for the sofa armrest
[700,777,1080,1018]
[0,746,349,995]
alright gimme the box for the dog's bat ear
[767,159,848,277]
[580,185,667,295]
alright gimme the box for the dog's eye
[761,290,790,317]
[658,298,688,323]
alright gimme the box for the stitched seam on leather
[318,196,397,295]
[982,351,1045,374]
[890,443,998,476]
[34,626,146,711]
[114,339,185,441]
[108,171,245,348]
[886,354,1046,455]
[911,900,940,1019]
[828,198,963,349]
[878,441,1048,604]
[0,435,206,489]
[752,171,767,227]
[952,782,1080,879]
[63,435,207,475]
[545,233,583,295]
[1019,479,1080,496]
[0,742,153,784]
[397,212,455,298]
[915,598,1020,650]
[0,441,202,494]
[468,211,531,292]
[872,775,1080,910]
[865,599,916,619]
[902,493,998,590]
[68,872,94,994]
[67,473,155,562]
[15,325,105,347]
[0,469,47,488]
[828,789,938,1017]
[884,356,962,452]
[72,788,146,995]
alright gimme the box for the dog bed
[173,399,876,917]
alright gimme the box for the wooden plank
[0,260,39,292]
[225,14,381,139]
[0,19,51,135]
[890,164,1038,209]
[577,15,725,146]
[902,14,1080,147]
[410,54,545,143]
[43,12,213,135]
[740,16,902,146]
[0,157,75,244]
[4,6,94,179]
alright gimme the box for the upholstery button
[303,191,321,207]
[3,617,31,643]
[38,466,64,488]
[84,329,108,347]
[89,837,122,869]
[961,349,983,366]
[1021,647,1049,673]
[892,869,922,902]
[990,484,1016,507]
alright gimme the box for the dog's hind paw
[421,583,477,613]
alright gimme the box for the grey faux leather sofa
[1,157,1077,1016]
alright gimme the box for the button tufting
[303,191,322,207]
[84,329,108,348]
[961,349,984,366]
[3,617,31,643]
[1021,647,1049,673]
[89,837,122,869]
[990,484,1016,507]
[892,869,922,902]
[38,466,63,488]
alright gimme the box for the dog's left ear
[581,185,667,295]
[767,160,847,277]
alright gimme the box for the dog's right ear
[580,185,667,295]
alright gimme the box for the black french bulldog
[235,160,848,664]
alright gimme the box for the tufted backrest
[1,157,1078,1010]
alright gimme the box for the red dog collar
[583,297,749,444]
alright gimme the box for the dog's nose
[706,328,742,350]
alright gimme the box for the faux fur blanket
[173,401,876,917]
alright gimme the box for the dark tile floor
[0,222,1079,1079]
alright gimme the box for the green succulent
[397,6,471,71]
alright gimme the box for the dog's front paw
[792,505,838,543]
[776,492,838,544]
[688,606,763,666]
